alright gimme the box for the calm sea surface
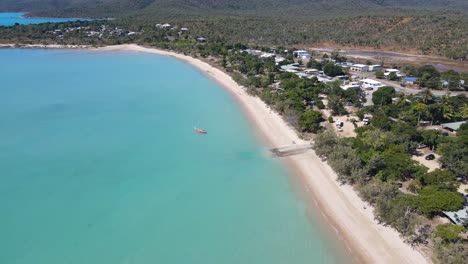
[0,49,347,263]
[0,12,88,26]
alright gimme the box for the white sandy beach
[2,43,430,263]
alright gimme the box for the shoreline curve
[1,43,430,264]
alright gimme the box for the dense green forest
[1,0,467,59]
[3,0,467,17]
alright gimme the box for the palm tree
[439,94,454,121]
[442,104,454,121]
[413,103,429,126]
[420,88,433,104]
[395,92,409,108]
[458,104,468,119]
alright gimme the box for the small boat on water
[194,127,207,134]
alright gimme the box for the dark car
[425,154,435,160]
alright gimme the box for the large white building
[359,78,384,90]
[340,82,361,90]
[350,64,369,72]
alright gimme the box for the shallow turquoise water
[0,12,88,26]
[0,49,345,263]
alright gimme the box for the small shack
[441,121,467,132]
[443,207,468,226]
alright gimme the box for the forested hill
[2,0,467,18]
[1,0,467,59]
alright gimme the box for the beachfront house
[350,64,369,72]
[359,78,384,90]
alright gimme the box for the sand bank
[2,43,430,263]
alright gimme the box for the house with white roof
[280,64,300,73]
[340,82,361,90]
[350,64,369,72]
[384,69,405,77]
[260,53,276,58]
[316,74,334,83]
[274,55,285,64]
[293,50,312,60]
[359,78,384,90]
[304,69,319,74]
[295,72,310,78]
[243,49,263,56]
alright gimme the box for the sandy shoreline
[2,43,430,263]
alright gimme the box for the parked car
[425,154,435,160]
[335,120,343,128]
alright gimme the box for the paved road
[352,71,467,97]
[311,47,468,72]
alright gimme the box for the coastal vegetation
[400,65,468,91]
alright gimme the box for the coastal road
[311,47,468,72]
[351,71,467,97]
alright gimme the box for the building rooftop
[403,77,418,82]
[295,72,310,78]
[441,121,467,131]
[360,78,382,85]
[281,64,300,72]
[443,207,468,226]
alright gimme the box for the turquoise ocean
[0,48,348,263]
[0,12,88,26]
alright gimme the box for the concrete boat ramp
[270,143,314,157]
